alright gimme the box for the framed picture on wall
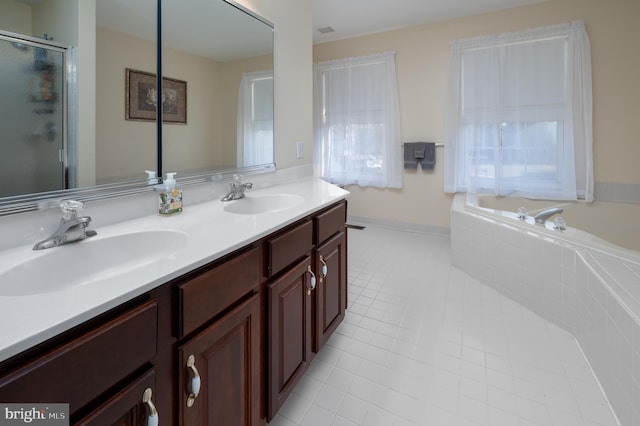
[125,68,187,124]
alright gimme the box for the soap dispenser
[158,172,183,216]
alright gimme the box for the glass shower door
[0,33,66,197]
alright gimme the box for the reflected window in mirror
[238,70,273,167]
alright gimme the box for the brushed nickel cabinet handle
[142,387,159,426]
[186,354,201,408]
[319,255,328,282]
[306,265,316,295]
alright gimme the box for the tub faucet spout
[534,207,564,225]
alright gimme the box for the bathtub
[450,193,640,425]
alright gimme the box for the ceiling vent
[316,26,335,34]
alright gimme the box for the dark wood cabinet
[175,243,262,426]
[314,230,347,351]
[178,292,261,426]
[267,256,314,420]
[312,201,348,352]
[265,200,348,419]
[0,199,347,426]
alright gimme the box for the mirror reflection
[161,0,274,177]
[0,0,274,212]
[0,31,66,197]
[0,0,158,200]
[96,0,159,185]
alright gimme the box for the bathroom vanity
[0,178,348,425]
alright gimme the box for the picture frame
[125,68,187,124]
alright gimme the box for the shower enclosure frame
[0,29,74,194]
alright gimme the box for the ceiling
[311,0,547,43]
[96,0,548,61]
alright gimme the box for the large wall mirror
[0,0,274,216]
[161,0,274,179]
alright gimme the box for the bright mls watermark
[0,404,68,425]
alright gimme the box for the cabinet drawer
[179,246,260,337]
[267,220,313,277]
[314,201,346,245]
[75,368,156,426]
[0,299,158,414]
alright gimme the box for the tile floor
[268,226,620,426]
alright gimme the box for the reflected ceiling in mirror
[161,0,274,179]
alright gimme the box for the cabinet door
[315,230,347,351]
[75,369,158,426]
[267,256,313,421]
[178,292,261,426]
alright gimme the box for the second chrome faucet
[221,175,253,202]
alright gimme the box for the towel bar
[401,143,444,147]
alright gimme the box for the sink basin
[0,230,188,297]
[223,194,304,215]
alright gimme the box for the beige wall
[76,0,95,187]
[31,0,76,46]
[314,0,640,229]
[95,26,157,182]
[162,47,224,174]
[0,2,32,34]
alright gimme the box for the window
[313,52,402,188]
[444,21,593,201]
[237,70,273,167]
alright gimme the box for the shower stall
[0,31,69,198]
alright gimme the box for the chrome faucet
[534,207,564,225]
[221,175,253,202]
[33,200,97,250]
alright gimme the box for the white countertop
[0,177,348,362]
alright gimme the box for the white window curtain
[444,21,593,201]
[313,51,402,188]
[237,70,274,167]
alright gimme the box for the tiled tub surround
[594,181,640,204]
[451,193,640,425]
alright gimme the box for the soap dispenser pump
[158,172,183,216]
